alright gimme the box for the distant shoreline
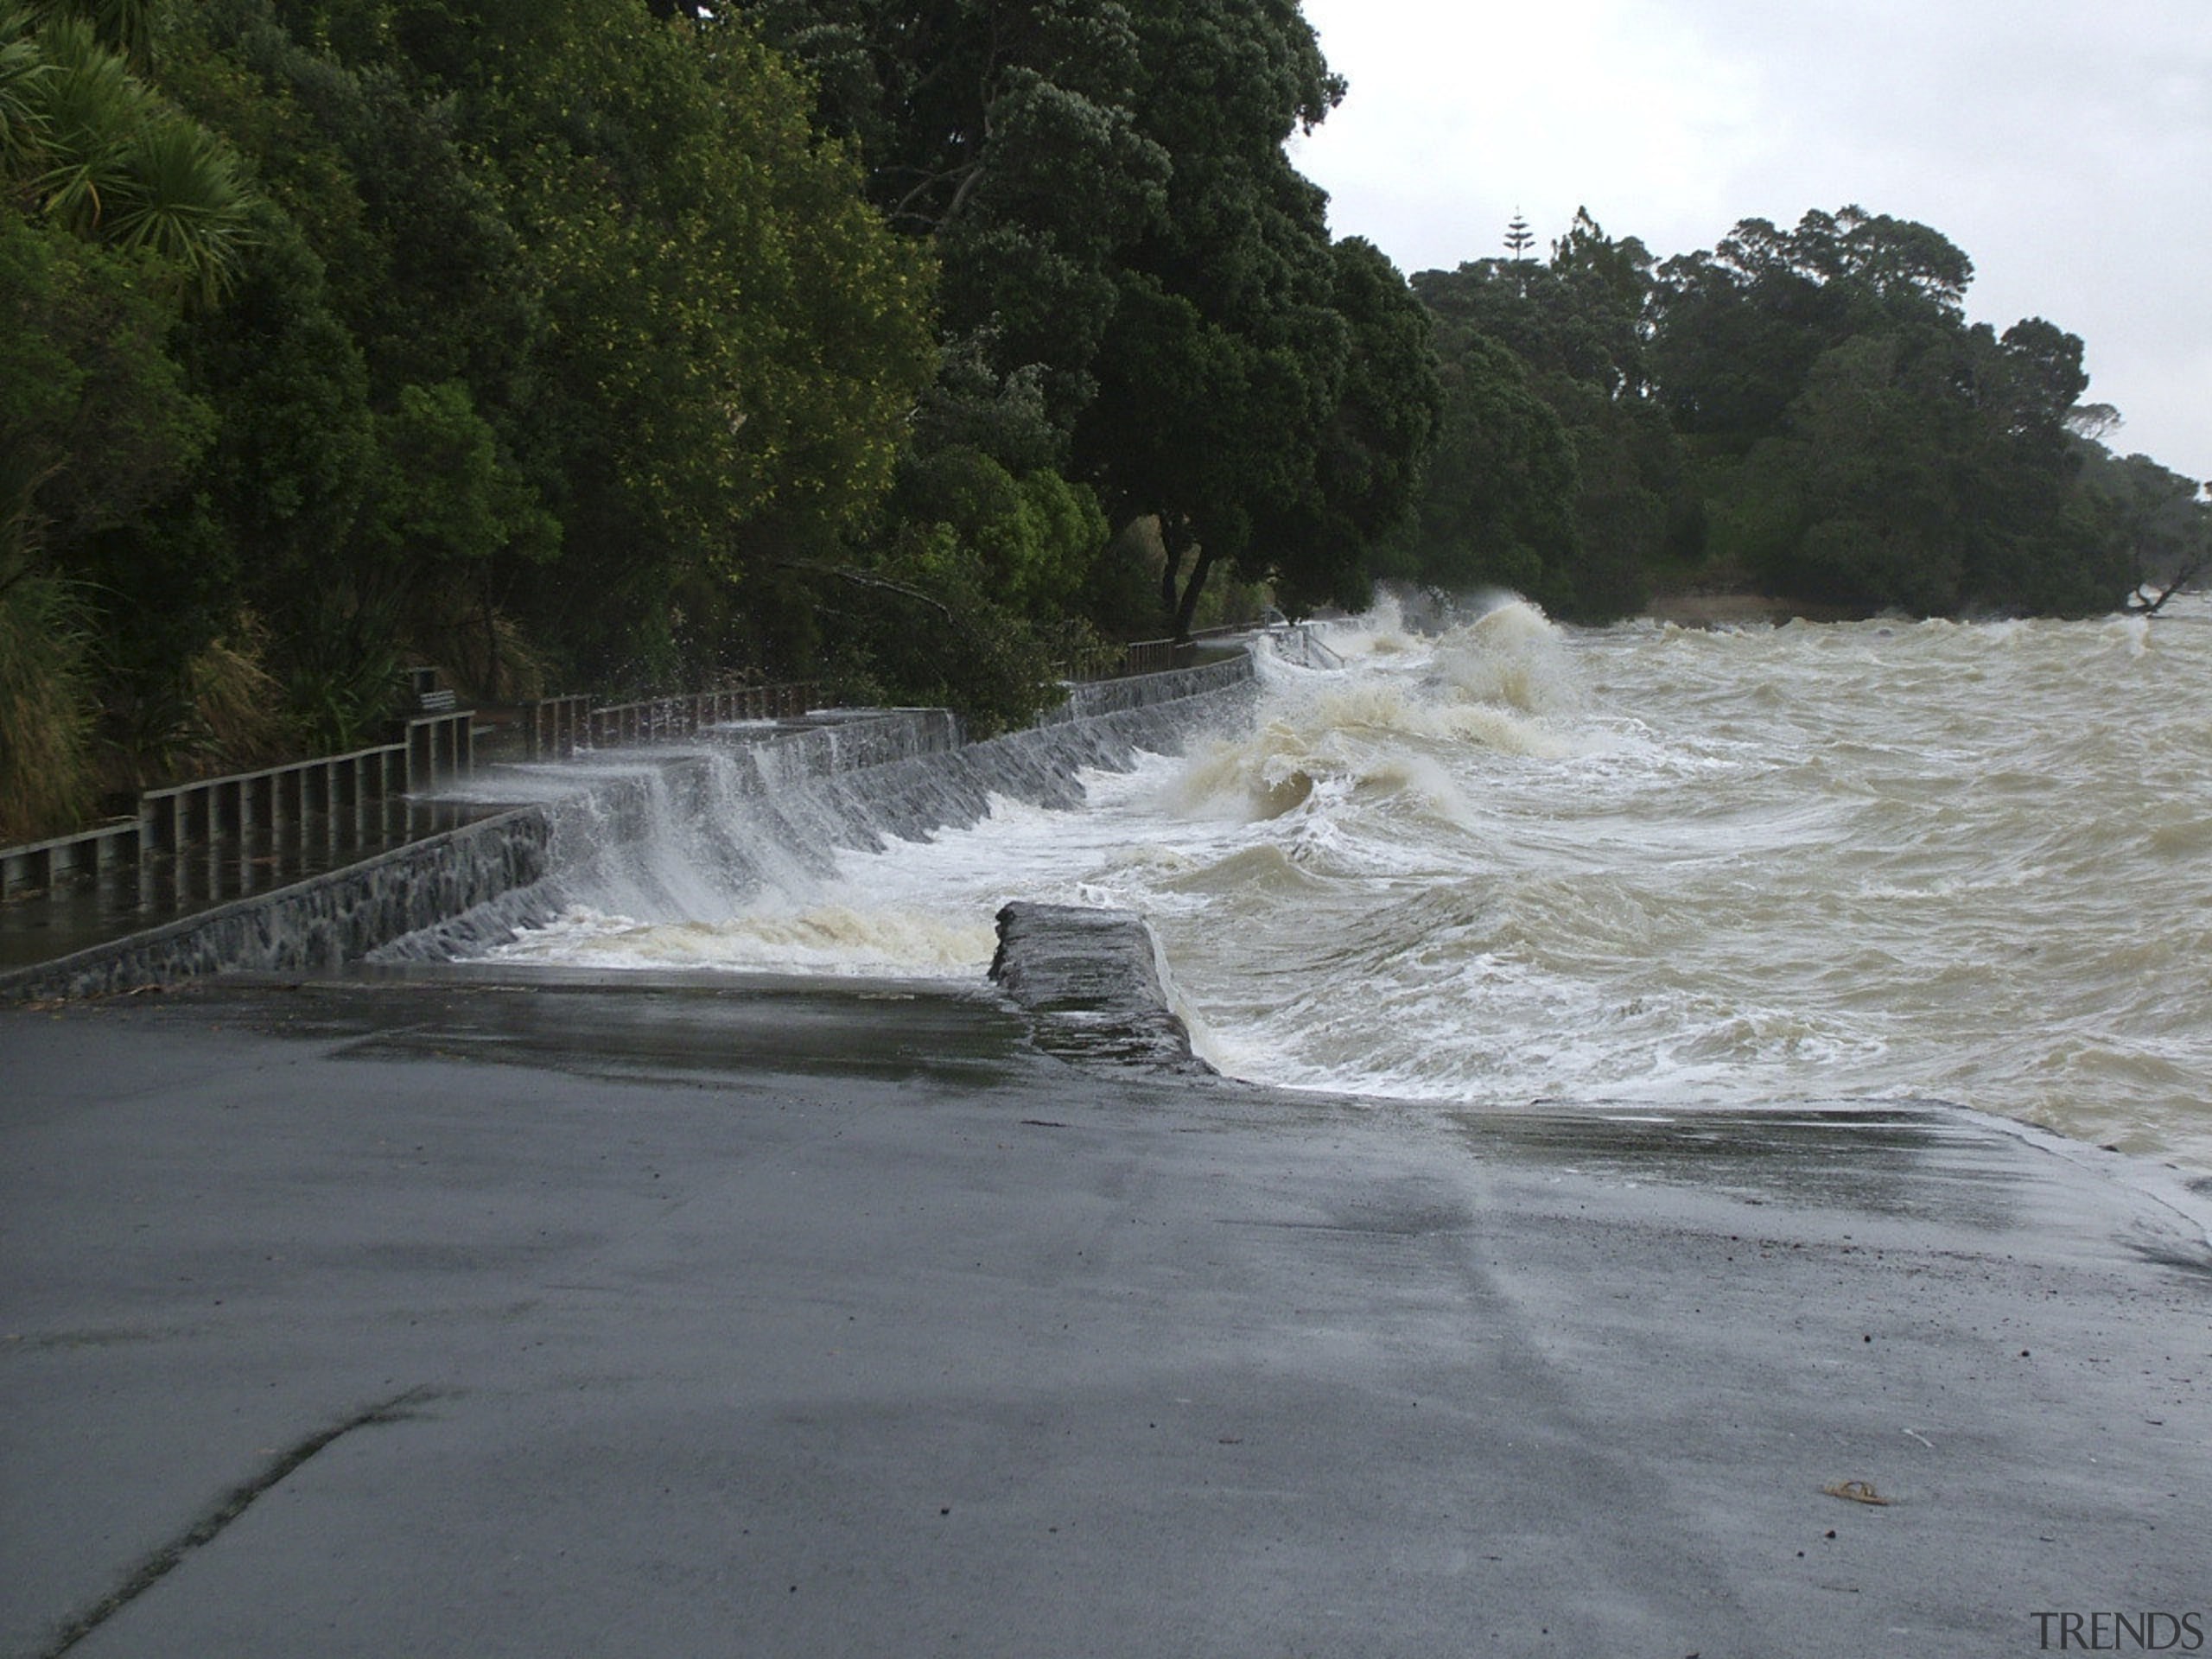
[1642,593,1871,627]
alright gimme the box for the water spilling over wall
[384,662,1257,964]
[506,592,2212,1174]
[0,657,1256,1001]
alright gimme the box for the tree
[0,208,213,577]
[0,4,246,577]
[1265,235,1440,615]
[11,0,154,68]
[1503,210,1534,261]
[1649,206,2123,615]
[168,0,938,692]
[8,12,251,302]
[735,0,1168,441]
[744,0,1433,639]
[2079,448,2211,613]
[1407,211,1673,619]
[1074,0,1437,634]
[0,3,257,816]
[1383,330,1577,604]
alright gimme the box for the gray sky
[1292,0,2212,484]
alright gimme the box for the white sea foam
[483,594,2212,1172]
[495,902,996,976]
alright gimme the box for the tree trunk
[1173,543,1217,642]
[1157,512,1189,630]
[2126,551,2208,615]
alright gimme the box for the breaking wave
[469,593,2212,1171]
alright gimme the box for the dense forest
[1393,207,2210,624]
[3,0,2205,843]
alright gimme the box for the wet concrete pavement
[4,973,2209,1657]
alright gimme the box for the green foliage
[1649,210,2121,615]
[91,101,251,302]
[9,12,252,303]
[1386,331,1578,605]
[0,201,213,565]
[12,0,152,69]
[33,0,946,739]
[0,12,51,169]
[1267,236,1440,615]
[751,0,1433,640]
[742,0,1169,432]
[1081,0,1362,632]
[1399,201,2165,621]
[1651,207,1976,453]
[369,381,537,569]
[2078,447,2210,604]
[1,7,230,608]
[1406,212,1666,620]
[798,538,1070,737]
[432,0,936,677]
[279,595,400,752]
[0,568,99,839]
[895,445,1108,618]
[156,611,297,777]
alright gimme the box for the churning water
[487,594,2212,1172]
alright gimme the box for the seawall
[0,657,1255,1002]
[989,900,1215,1074]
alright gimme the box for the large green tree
[738,0,1167,439]
[2076,446,2210,612]
[1650,206,1974,454]
[1406,211,1677,619]
[1649,206,2124,615]
[740,0,1436,639]
[150,0,938,701]
[1076,0,1436,632]
[1382,329,1578,606]
[326,0,939,682]
[1,5,245,578]
[1,3,260,821]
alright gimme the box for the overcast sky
[1291,0,2212,484]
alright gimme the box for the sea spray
[463,598,2212,1172]
[412,671,1255,970]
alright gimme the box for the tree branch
[886,159,984,232]
[775,559,960,624]
[2125,550,2208,616]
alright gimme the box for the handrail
[546,682,815,758]
[3,678,815,902]
[3,713,475,902]
[1070,621,1291,683]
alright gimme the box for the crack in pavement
[34,1385,441,1659]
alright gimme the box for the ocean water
[486,594,2212,1172]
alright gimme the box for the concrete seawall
[369,656,1255,967]
[0,811,553,1002]
[989,900,1215,1074]
[0,657,1255,1002]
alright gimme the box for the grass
[0,569,99,842]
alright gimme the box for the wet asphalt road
[4,972,2209,1657]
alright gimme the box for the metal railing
[4,680,820,903]
[550,683,814,757]
[1,712,476,905]
[1077,621,1281,683]
[0,821,142,904]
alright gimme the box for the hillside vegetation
[4,1,2202,842]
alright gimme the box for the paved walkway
[4,973,2209,1656]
